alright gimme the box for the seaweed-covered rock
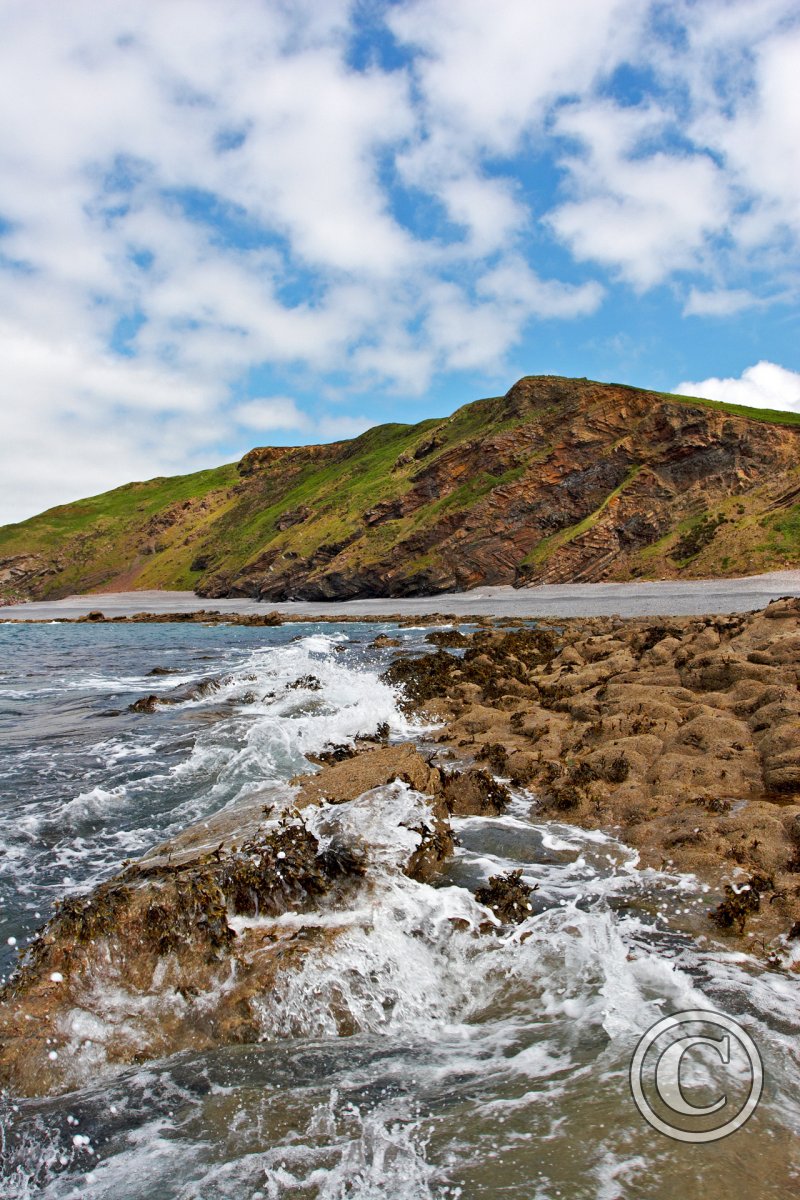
[475,869,537,924]
[287,674,322,691]
[382,649,460,708]
[441,768,510,817]
[425,629,469,647]
[709,874,774,934]
[0,812,371,1096]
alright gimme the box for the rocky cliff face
[2,376,800,602]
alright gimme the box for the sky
[0,0,799,525]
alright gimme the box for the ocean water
[0,621,798,1198]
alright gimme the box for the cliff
[2,375,800,602]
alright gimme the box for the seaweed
[425,629,469,647]
[221,815,365,918]
[382,649,459,708]
[287,674,322,691]
[475,869,538,924]
[440,767,511,816]
[605,753,630,783]
[709,874,774,934]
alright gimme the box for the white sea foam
[5,625,800,1198]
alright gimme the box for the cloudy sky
[1,0,799,524]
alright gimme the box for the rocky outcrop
[385,597,800,954]
[0,744,466,1096]
[199,379,800,600]
[3,375,800,601]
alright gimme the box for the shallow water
[1,622,798,1198]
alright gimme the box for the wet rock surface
[384,596,800,952]
[474,869,538,925]
[4,595,800,1100]
[0,743,463,1096]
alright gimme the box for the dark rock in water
[371,634,401,648]
[441,768,510,816]
[709,874,774,934]
[147,666,179,676]
[357,721,391,743]
[128,694,162,713]
[306,744,358,766]
[382,649,459,709]
[425,629,469,647]
[287,674,322,691]
[475,869,537,924]
[185,675,224,700]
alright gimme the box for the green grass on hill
[1,375,799,600]
[660,391,800,428]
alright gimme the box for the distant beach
[3,568,800,622]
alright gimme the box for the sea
[0,619,798,1198]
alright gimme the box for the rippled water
[1,621,799,1198]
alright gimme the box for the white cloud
[675,361,800,413]
[232,396,370,444]
[233,397,311,432]
[390,0,640,155]
[1,0,799,522]
[683,5,800,247]
[548,103,729,290]
[545,1,800,291]
[683,288,759,317]
[390,0,640,257]
[479,257,604,320]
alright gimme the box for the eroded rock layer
[389,597,800,952]
[2,375,800,602]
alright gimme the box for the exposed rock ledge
[0,745,503,1097]
[3,596,800,1097]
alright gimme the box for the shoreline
[2,568,800,622]
[2,595,799,1097]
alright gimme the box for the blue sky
[0,0,799,522]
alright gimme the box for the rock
[0,814,367,1096]
[287,674,322,691]
[425,629,469,647]
[441,768,510,816]
[8,376,800,604]
[293,743,442,808]
[276,504,312,530]
[764,597,800,619]
[475,869,537,924]
[763,750,800,794]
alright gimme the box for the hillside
[2,375,800,603]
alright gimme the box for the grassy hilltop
[1,375,799,602]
